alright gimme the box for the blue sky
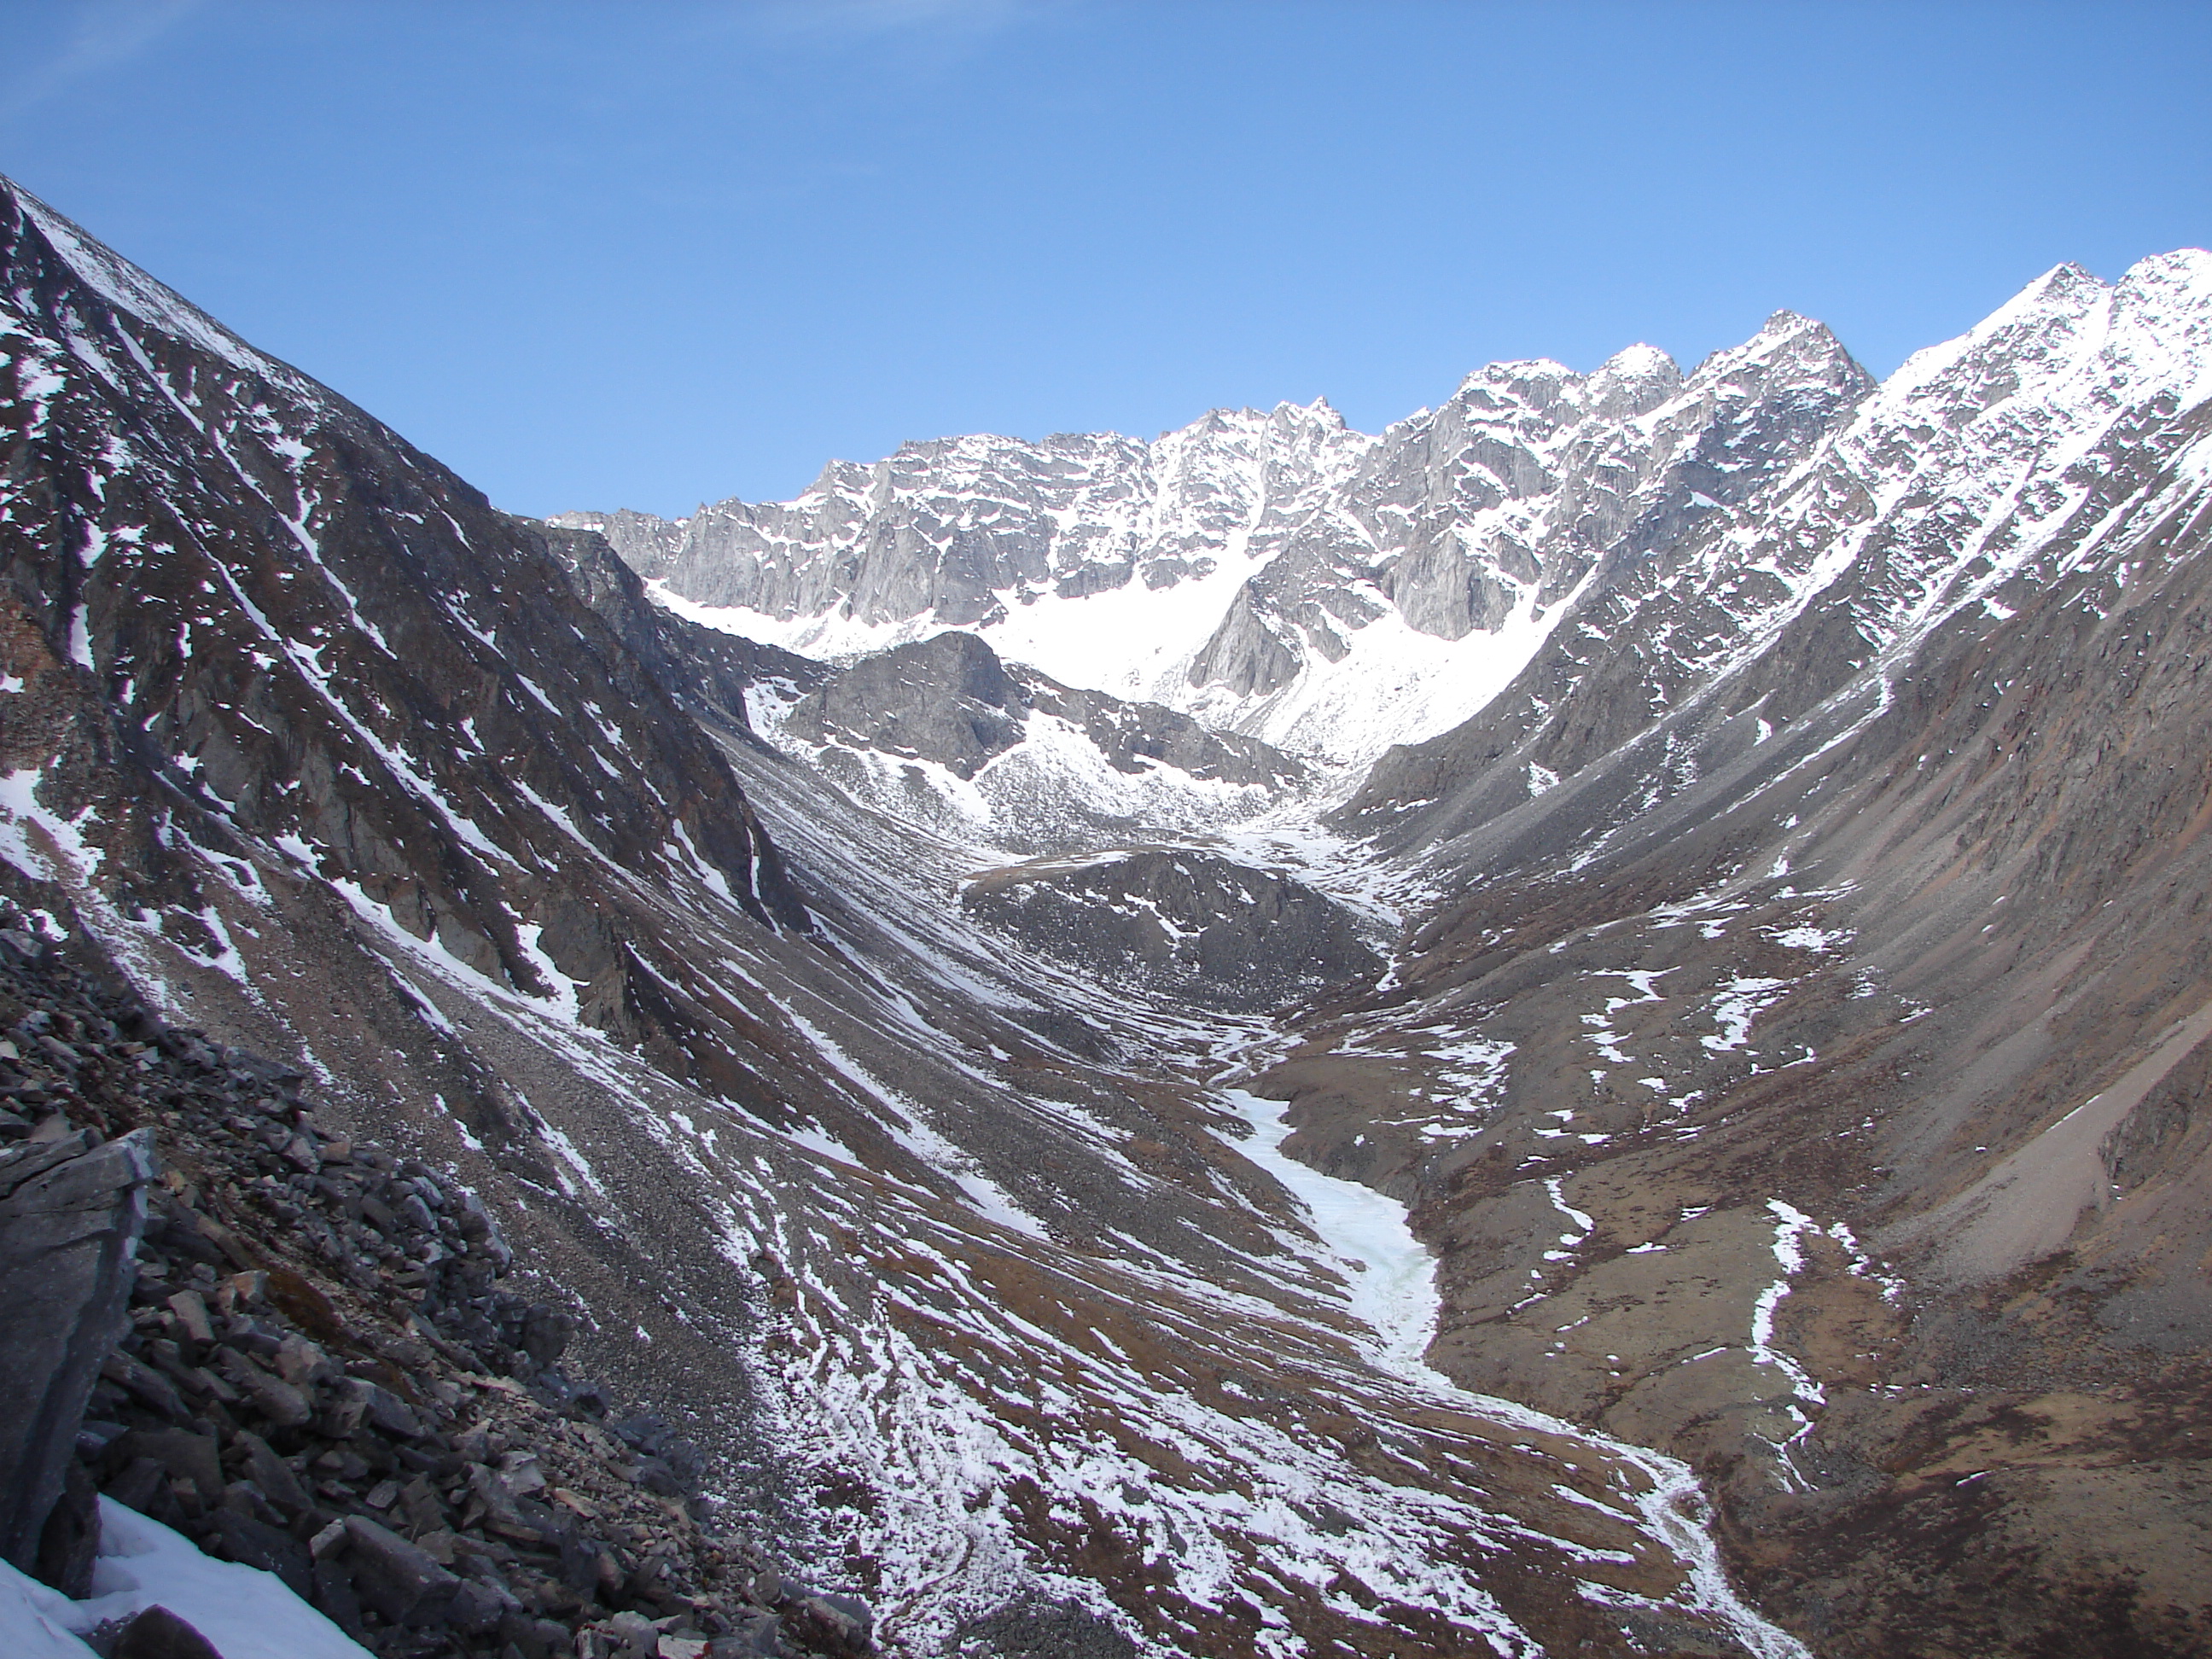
[4,1,2209,516]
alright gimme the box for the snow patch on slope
[1216,1091,1813,1659]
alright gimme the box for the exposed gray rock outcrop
[1185,588,1305,698]
[963,850,1381,1013]
[1022,675,1301,788]
[0,1125,154,1578]
[781,632,1025,781]
[779,631,1302,789]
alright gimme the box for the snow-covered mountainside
[557,312,1871,766]
[11,160,2212,1659]
[0,177,1822,1659]
[1344,249,2212,845]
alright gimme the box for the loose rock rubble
[0,908,872,1659]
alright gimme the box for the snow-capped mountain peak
[563,315,1872,767]
[9,183,312,398]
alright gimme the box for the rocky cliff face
[559,404,1367,635]
[556,313,1871,765]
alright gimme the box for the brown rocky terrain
[962,849,1379,1014]
[1254,258,2212,1654]
[0,908,868,1657]
[10,162,2212,1659]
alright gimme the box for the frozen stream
[1220,1088,1813,1659]
[1223,1087,1446,1381]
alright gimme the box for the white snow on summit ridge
[1673,250,2212,681]
[9,183,314,395]
[561,317,1876,767]
[565,253,2212,773]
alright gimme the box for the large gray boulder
[0,1128,157,1574]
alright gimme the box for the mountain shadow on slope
[779,632,1302,789]
[963,849,1382,1015]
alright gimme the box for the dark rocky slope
[1258,257,2212,1655]
[0,911,867,1657]
[962,850,1379,1015]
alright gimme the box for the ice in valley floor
[1214,1085,1812,1659]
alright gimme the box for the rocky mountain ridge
[556,308,1871,766]
[754,629,1306,856]
[1341,250,2212,846]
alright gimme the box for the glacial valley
[3,172,2211,1658]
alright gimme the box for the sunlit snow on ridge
[652,571,1575,773]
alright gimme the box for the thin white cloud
[0,0,206,124]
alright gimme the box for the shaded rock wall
[0,1124,153,1577]
[963,851,1381,1015]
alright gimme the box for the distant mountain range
[556,309,1872,766]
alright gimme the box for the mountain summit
[558,308,1872,766]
